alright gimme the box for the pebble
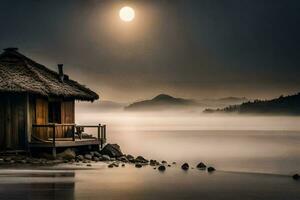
[292,174,299,180]
[197,162,207,169]
[135,163,143,168]
[181,163,189,170]
[207,166,216,173]
[158,165,166,171]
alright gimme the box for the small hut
[0,48,106,156]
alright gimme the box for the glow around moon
[119,6,135,22]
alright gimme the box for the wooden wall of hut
[33,98,75,140]
[0,93,27,150]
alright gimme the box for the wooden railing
[32,123,107,148]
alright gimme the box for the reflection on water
[0,167,299,200]
[0,170,75,200]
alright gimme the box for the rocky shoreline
[0,144,299,180]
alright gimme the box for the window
[48,101,61,123]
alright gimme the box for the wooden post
[98,124,101,141]
[72,124,75,141]
[104,125,106,141]
[99,124,103,149]
[52,124,56,159]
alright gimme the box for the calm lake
[1,112,300,200]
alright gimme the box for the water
[1,111,300,199]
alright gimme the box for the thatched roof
[0,48,99,101]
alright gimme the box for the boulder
[207,166,216,173]
[126,154,135,162]
[117,156,129,163]
[110,158,116,161]
[84,154,92,160]
[4,157,12,162]
[93,157,99,162]
[76,155,84,161]
[158,165,166,171]
[181,163,189,170]
[94,151,102,158]
[100,144,123,158]
[101,155,111,161]
[135,156,149,164]
[196,162,207,170]
[135,163,143,168]
[292,174,299,180]
[57,149,76,160]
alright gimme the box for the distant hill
[204,93,300,115]
[200,97,248,107]
[125,94,199,111]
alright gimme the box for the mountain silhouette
[125,94,198,111]
[204,92,300,115]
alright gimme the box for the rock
[162,160,167,164]
[117,156,128,163]
[20,160,27,164]
[110,158,116,161]
[57,149,76,160]
[135,156,149,164]
[158,165,166,171]
[172,162,176,165]
[84,154,92,160]
[94,151,102,158]
[100,144,123,158]
[83,160,88,163]
[196,162,207,170]
[121,163,125,167]
[87,164,92,167]
[90,152,95,157]
[101,155,111,161]
[126,154,135,162]
[207,166,216,173]
[76,155,84,161]
[292,174,299,180]
[167,164,171,167]
[108,164,114,168]
[112,162,119,167]
[4,157,12,162]
[181,163,189,170]
[93,157,99,162]
[135,163,143,168]
[150,159,159,166]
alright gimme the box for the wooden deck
[29,138,104,148]
[29,123,107,157]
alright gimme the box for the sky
[0,0,300,102]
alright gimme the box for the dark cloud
[1,0,300,101]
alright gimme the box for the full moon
[119,6,135,22]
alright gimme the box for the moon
[119,6,135,22]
